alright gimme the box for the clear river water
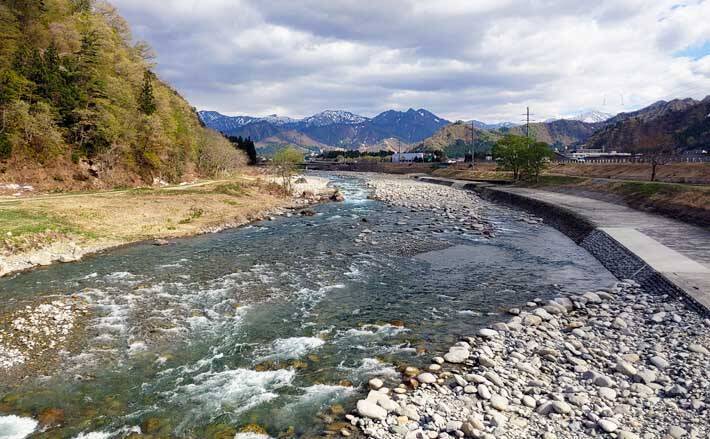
[0,175,616,438]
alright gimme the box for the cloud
[110,0,710,122]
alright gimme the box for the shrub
[198,129,247,177]
[271,147,304,194]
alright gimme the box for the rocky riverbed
[0,296,88,376]
[343,176,710,439]
[365,175,494,238]
[349,281,710,439]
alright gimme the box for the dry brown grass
[432,163,510,181]
[0,177,289,253]
[428,163,710,227]
[548,162,710,184]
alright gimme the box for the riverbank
[349,178,710,439]
[431,168,710,228]
[0,175,336,278]
[351,280,710,439]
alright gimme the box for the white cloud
[110,0,710,122]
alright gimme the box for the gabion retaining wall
[416,177,710,316]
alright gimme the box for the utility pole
[521,107,535,148]
[470,120,475,166]
[526,106,531,147]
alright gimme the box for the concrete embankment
[417,177,710,316]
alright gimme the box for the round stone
[417,373,437,384]
[598,419,618,433]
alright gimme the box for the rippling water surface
[0,175,616,438]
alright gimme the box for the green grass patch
[128,187,156,196]
[522,175,587,187]
[178,207,205,224]
[611,181,687,197]
[0,208,79,238]
[213,182,248,197]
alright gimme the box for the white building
[392,152,425,163]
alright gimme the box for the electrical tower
[522,107,535,147]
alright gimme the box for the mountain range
[201,97,709,156]
[199,109,450,153]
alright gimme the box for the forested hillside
[414,121,500,157]
[0,0,243,189]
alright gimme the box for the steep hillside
[415,122,501,157]
[586,97,710,153]
[359,138,413,153]
[256,130,329,153]
[199,108,450,151]
[505,119,600,148]
[0,0,242,189]
[604,99,699,125]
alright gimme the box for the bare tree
[647,145,676,182]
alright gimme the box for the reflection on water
[0,175,616,438]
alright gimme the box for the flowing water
[0,175,616,438]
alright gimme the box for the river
[0,174,616,438]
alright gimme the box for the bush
[271,147,304,194]
[5,101,66,162]
[198,129,247,177]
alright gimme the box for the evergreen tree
[71,0,93,13]
[139,70,157,115]
[227,135,258,165]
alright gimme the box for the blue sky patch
[675,40,710,60]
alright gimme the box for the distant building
[568,150,632,160]
[392,152,426,163]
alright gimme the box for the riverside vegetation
[0,0,244,189]
[0,1,340,277]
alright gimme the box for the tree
[271,146,304,194]
[139,70,157,115]
[521,141,553,182]
[492,134,552,182]
[648,146,676,182]
[228,135,257,165]
[492,134,528,180]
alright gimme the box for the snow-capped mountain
[259,114,298,125]
[199,108,450,150]
[198,111,259,131]
[471,120,518,130]
[570,111,614,123]
[546,111,613,124]
[301,110,369,127]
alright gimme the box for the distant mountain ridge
[202,97,708,155]
[470,120,519,130]
[586,97,710,153]
[199,108,450,152]
[417,98,708,156]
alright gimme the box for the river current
[0,175,616,438]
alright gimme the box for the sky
[110,0,710,122]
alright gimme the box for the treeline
[227,136,257,165]
[318,150,394,160]
[0,0,244,185]
[443,139,495,159]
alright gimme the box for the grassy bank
[0,176,327,276]
[431,168,710,228]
